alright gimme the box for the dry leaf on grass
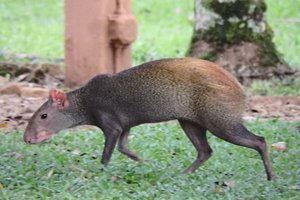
[289,185,300,190]
[271,142,287,151]
[0,123,8,128]
[111,175,122,182]
[224,179,236,188]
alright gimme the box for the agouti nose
[24,136,32,144]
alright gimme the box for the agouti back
[24,58,273,180]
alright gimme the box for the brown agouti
[24,58,273,180]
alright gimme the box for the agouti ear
[49,89,69,108]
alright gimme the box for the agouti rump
[24,58,273,180]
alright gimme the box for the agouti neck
[66,87,94,126]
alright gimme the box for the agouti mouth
[24,131,54,144]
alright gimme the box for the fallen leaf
[0,123,8,128]
[0,76,8,86]
[213,186,222,193]
[71,149,81,155]
[14,73,30,82]
[15,153,24,161]
[0,183,4,189]
[13,115,22,120]
[0,83,21,95]
[289,185,300,190]
[111,175,122,182]
[20,87,49,98]
[224,179,235,188]
[68,164,85,172]
[271,142,287,151]
[47,168,54,179]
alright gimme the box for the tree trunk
[187,0,294,84]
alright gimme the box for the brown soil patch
[1,60,299,133]
[245,95,300,122]
[188,41,296,85]
[1,92,299,133]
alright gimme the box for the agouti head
[24,89,73,144]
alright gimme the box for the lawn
[1,120,300,199]
[0,0,300,199]
[0,0,300,68]
[0,0,63,59]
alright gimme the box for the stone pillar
[65,0,137,86]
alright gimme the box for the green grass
[0,0,64,58]
[1,1,300,199]
[131,0,193,65]
[250,77,300,96]
[0,0,300,68]
[266,0,300,69]
[1,0,299,96]
[1,120,300,199]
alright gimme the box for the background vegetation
[1,0,299,69]
[0,0,299,199]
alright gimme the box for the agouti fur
[24,58,273,180]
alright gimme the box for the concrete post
[65,0,137,86]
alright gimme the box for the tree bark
[187,0,294,84]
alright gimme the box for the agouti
[24,58,273,180]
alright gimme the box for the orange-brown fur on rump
[116,58,246,128]
[159,58,245,108]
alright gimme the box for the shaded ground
[1,88,299,133]
[245,95,300,122]
[0,60,299,132]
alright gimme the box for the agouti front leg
[96,113,123,166]
[101,129,121,166]
[118,130,140,161]
[209,123,274,181]
[179,120,213,173]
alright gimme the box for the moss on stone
[202,0,266,19]
[199,51,218,61]
[190,0,282,66]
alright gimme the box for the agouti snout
[24,58,273,180]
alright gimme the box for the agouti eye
[41,114,48,119]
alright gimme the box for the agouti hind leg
[179,120,213,173]
[209,123,274,181]
[118,130,140,161]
